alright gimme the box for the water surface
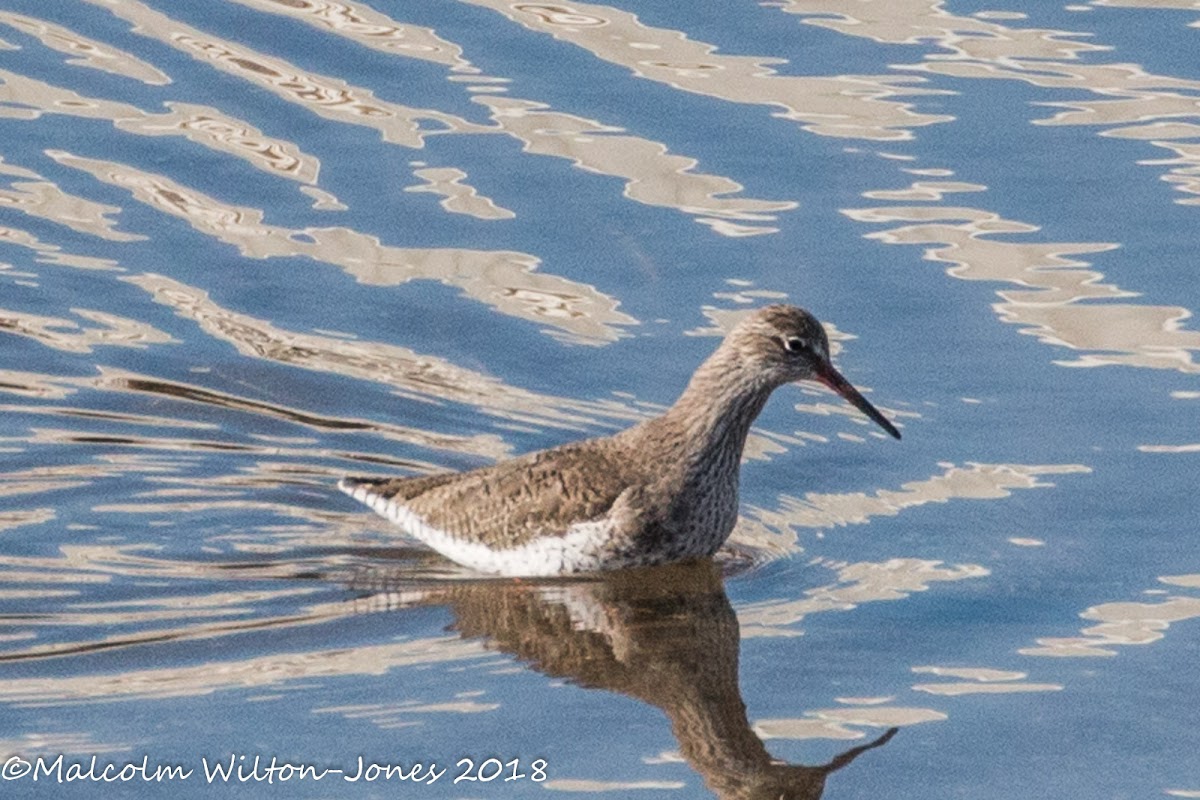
[1,1,1198,798]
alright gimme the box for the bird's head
[726,305,900,439]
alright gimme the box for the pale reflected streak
[312,699,500,730]
[225,0,474,70]
[542,779,686,792]
[0,157,39,180]
[911,666,1062,696]
[782,0,1108,61]
[0,224,121,271]
[845,203,1200,372]
[737,559,989,638]
[477,96,795,234]
[1134,138,1200,207]
[779,1,1200,205]
[1021,575,1200,657]
[0,307,175,353]
[862,180,986,202]
[0,11,171,85]
[0,463,137,503]
[0,369,75,399]
[124,272,636,430]
[0,508,55,532]
[737,462,1090,555]
[405,167,516,220]
[463,0,952,141]
[0,69,319,184]
[0,635,488,702]
[1139,443,1200,453]
[0,177,144,243]
[224,0,799,233]
[83,0,493,147]
[49,150,634,343]
[756,706,945,742]
[1091,0,1200,27]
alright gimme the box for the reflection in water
[737,558,987,639]
[845,201,1200,373]
[1021,573,1200,658]
[0,11,170,85]
[1,0,804,236]
[0,307,174,353]
[387,562,898,798]
[0,169,144,242]
[228,0,803,234]
[0,555,906,798]
[50,150,635,343]
[465,0,950,141]
[477,96,797,236]
[126,272,637,432]
[83,0,492,147]
[736,461,1090,558]
[405,166,516,220]
[225,0,474,71]
[911,666,1062,696]
[782,0,1106,62]
[0,224,121,271]
[826,0,1200,207]
[0,69,320,186]
[760,2,1200,372]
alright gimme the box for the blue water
[0,0,1198,797]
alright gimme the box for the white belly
[355,488,622,576]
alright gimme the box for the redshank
[340,305,899,576]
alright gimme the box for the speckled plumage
[340,305,899,576]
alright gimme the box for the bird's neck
[646,346,775,476]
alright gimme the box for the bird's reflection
[356,560,895,799]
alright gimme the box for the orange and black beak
[812,362,901,440]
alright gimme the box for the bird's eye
[782,336,808,354]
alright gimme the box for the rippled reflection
[226,0,474,70]
[0,223,119,270]
[1022,573,1200,658]
[845,200,1200,372]
[735,462,1089,557]
[466,0,951,141]
[84,0,492,146]
[0,307,174,352]
[0,558,903,795]
[0,11,170,85]
[0,0,1195,793]
[126,272,637,430]
[0,166,144,242]
[911,666,1062,696]
[371,562,900,798]
[0,69,320,186]
[49,150,634,343]
[227,0,801,233]
[405,166,515,220]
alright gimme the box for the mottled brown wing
[342,438,643,548]
[340,471,464,503]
